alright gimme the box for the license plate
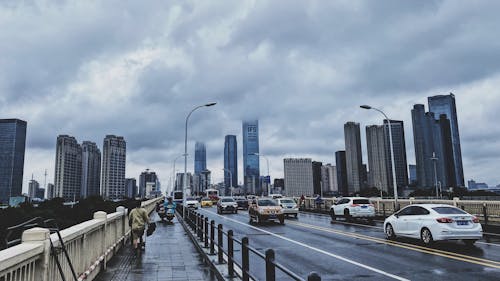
[361,206,368,208]
[456,220,469,225]
[269,215,276,218]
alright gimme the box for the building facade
[101,135,126,200]
[366,125,390,192]
[321,164,337,195]
[54,135,82,201]
[242,120,260,194]
[224,135,238,196]
[46,183,55,200]
[28,179,40,199]
[194,142,206,175]
[384,120,409,192]
[344,122,364,194]
[284,158,313,197]
[312,161,323,196]
[139,169,158,198]
[81,141,101,198]
[0,119,27,204]
[335,151,348,196]
[125,178,137,198]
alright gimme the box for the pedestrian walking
[129,200,150,255]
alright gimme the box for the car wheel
[344,209,352,221]
[464,239,477,246]
[420,228,434,246]
[330,209,336,221]
[294,214,298,219]
[256,215,261,224]
[279,218,285,225]
[385,224,396,240]
[234,210,238,214]
[217,208,221,214]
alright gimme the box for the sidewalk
[95,213,218,281]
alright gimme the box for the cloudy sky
[2,0,500,193]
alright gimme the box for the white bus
[205,188,219,203]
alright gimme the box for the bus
[172,191,183,204]
[205,188,219,203]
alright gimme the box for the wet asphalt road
[196,206,500,281]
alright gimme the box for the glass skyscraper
[0,119,27,204]
[224,135,238,196]
[335,151,348,196]
[242,120,260,195]
[194,142,207,175]
[383,120,409,191]
[428,93,464,187]
[344,122,363,194]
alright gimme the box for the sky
[2,0,500,194]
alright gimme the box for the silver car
[276,198,299,218]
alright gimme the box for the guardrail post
[204,217,209,248]
[217,224,224,264]
[483,203,488,225]
[228,230,234,277]
[382,203,386,218]
[242,237,250,281]
[265,249,275,281]
[94,211,108,270]
[307,271,321,281]
[22,227,51,281]
[210,220,215,255]
[199,215,204,240]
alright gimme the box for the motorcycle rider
[164,196,176,222]
[156,199,166,221]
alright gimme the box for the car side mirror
[395,214,399,218]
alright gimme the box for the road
[196,206,500,280]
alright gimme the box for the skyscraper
[335,151,348,196]
[54,135,82,201]
[46,183,55,200]
[81,141,101,198]
[0,119,27,204]
[321,164,337,195]
[125,178,137,198]
[366,125,390,192]
[101,135,126,200]
[428,93,464,187]
[28,179,40,199]
[344,122,363,194]
[312,161,323,195]
[283,158,313,197]
[194,142,207,174]
[139,169,158,198]
[243,120,260,194]
[409,164,417,186]
[383,120,409,191]
[224,135,238,196]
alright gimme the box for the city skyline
[3,2,500,193]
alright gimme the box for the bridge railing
[0,197,162,281]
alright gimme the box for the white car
[217,197,238,214]
[384,204,483,246]
[184,197,200,209]
[330,197,375,221]
[276,198,298,218]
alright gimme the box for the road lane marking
[477,241,500,247]
[288,220,500,269]
[201,210,410,281]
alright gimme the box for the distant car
[269,194,283,199]
[384,204,483,246]
[201,197,213,208]
[234,197,249,210]
[330,197,375,222]
[249,198,284,224]
[184,197,200,209]
[276,198,298,218]
[217,197,238,214]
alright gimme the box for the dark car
[234,196,249,210]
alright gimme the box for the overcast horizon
[2,1,500,193]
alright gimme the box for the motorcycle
[157,205,167,221]
[165,203,175,223]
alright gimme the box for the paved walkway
[95,213,218,281]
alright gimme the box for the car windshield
[221,198,234,202]
[258,199,277,206]
[353,199,370,204]
[202,197,210,201]
[280,199,295,204]
[432,207,467,214]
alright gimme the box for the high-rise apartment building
[224,135,238,196]
[101,135,126,200]
[366,125,390,192]
[0,119,27,203]
[81,141,101,198]
[243,120,260,194]
[383,120,409,191]
[139,169,157,198]
[125,178,137,198]
[46,183,55,200]
[28,179,40,199]
[312,161,323,195]
[428,93,464,187]
[54,135,82,201]
[344,122,364,194]
[321,164,337,194]
[283,158,313,197]
[335,151,348,196]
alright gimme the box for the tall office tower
[139,169,158,198]
[36,188,45,200]
[242,120,260,194]
[101,135,126,200]
[194,142,207,174]
[224,135,238,196]
[54,135,82,201]
[125,178,137,198]
[321,164,338,194]
[344,122,364,194]
[384,120,409,191]
[432,114,456,188]
[199,169,211,194]
[28,179,40,199]
[0,119,27,204]
[283,158,313,197]
[428,93,464,187]
[335,151,348,196]
[366,125,390,192]
[81,141,101,198]
[312,161,323,195]
[46,183,55,200]
[175,172,193,193]
[408,164,417,186]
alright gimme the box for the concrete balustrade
[0,197,163,281]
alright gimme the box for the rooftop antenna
[44,169,48,189]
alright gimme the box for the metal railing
[0,197,163,281]
[179,206,322,281]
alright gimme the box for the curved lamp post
[360,105,399,210]
[183,102,217,218]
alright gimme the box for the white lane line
[477,241,500,247]
[206,211,410,281]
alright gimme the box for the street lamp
[360,105,399,209]
[172,155,183,194]
[183,102,217,219]
[251,153,270,196]
[431,152,439,199]
[222,168,233,196]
